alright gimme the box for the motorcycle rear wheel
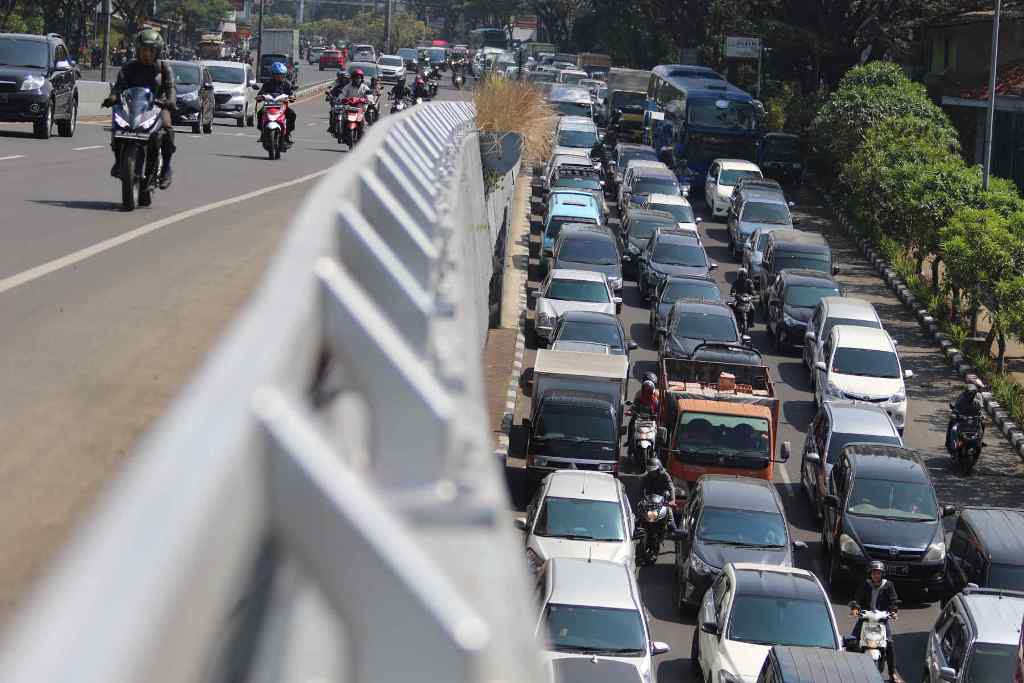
[959,446,978,475]
[120,149,138,211]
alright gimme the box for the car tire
[236,111,245,128]
[57,96,77,137]
[775,325,787,353]
[690,629,701,675]
[33,100,53,139]
[192,122,201,134]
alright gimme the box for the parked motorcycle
[258,93,291,160]
[729,293,755,334]
[948,407,985,474]
[636,493,669,566]
[109,86,165,211]
[338,96,368,150]
[628,406,657,472]
[849,605,898,675]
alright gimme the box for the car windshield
[688,98,757,130]
[965,643,1017,682]
[774,254,830,273]
[653,242,706,267]
[428,48,446,62]
[533,498,625,541]
[205,65,245,84]
[610,91,646,109]
[398,49,417,60]
[173,65,200,85]
[559,238,618,266]
[742,202,790,224]
[558,129,598,148]
[0,38,48,68]
[847,478,937,520]
[663,281,721,303]
[831,347,900,379]
[529,72,556,83]
[619,149,658,167]
[719,169,762,186]
[628,219,672,241]
[649,203,695,223]
[698,507,786,547]
[536,404,616,446]
[671,312,738,343]
[380,56,403,66]
[555,177,601,191]
[986,563,1024,590]
[546,278,610,303]
[826,433,900,465]
[675,413,769,456]
[785,285,840,308]
[547,217,596,242]
[545,604,646,655]
[728,595,837,648]
[556,320,623,351]
[763,137,802,162]
[632,178,679,196]
[555,101,592,116]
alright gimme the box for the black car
[548,225,623,291]
[821,444,955,597]
[661,300,748,360]
[0,33,78,139]
[551,310,637,356]
[638,229,716,300]
[649,275,721,344]
[764,269,841,351]
[675,475,802,611]
[169,61,215,134]
[620,209,676,276]
[757,132,804,187]
[944,507,1024,598]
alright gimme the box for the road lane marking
[0,168,331,296]
[0,155,24,161]
[73,145,104,151]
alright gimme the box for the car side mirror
[651,641,671,656]
[779,441,792,463]
[695,217,703,224]
[627,340,638,350]
[904,369,914,379]
[806,331,816,343]
[55,59,72,71]
[942,504,957,518]
[203,82,214,90]
[741,334,752,346]
[612,296,623,305]
[805,451,821,464]
[823,494,839,509]
[700,620,719,636]
[832,265,840,275]
[843,635,859,651]
[709,262,718,270]
[788,201,795,208]
[939,667,957,682]
[514,517,527,531]
[815,361,827,372]
[793,540,808,551]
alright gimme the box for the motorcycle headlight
[690,553,716,576]
[138,113,159,129]
[839,533,864,557]
[179,91,199,101]
[891,390,906,403]
[113,112,129,128]
[20,75,45,91]
[924,539,946,562]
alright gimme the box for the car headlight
[924,539,946,562]
[891,390,906,403]
[179,91,199,101]
[718,671,742,683]
[690,553,716,576]
[20,75,45,91]
[839,533,864,557]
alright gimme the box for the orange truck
[657,345,791,491]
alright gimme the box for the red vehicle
[258,93,291,159]
[319,49,344,71]
[337,96,367,149]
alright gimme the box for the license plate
[887,563,909,576]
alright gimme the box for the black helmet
[965,382,979,395]
[738,267,748,278]
[643,371,658,385]
[135,28,164,54]
[868,560,885,575]
[646,457,662,473]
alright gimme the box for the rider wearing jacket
[850,561,900,682]
[628,373,660,454]
[327,70,351,133]
[103,29,176,188]
[258,63,296,142]
[641,458,677,533]
[947,382,983,451]
[339,68,372,100]
[730,267,756,297]
[412,76,430,100]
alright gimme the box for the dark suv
[0,33,78,139]
[943,507,1024,599]
[764,269,841,351]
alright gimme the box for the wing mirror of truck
[741,334,752,346]
[700,619,719,636]
[779,441,792,463]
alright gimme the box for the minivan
[758,231,838,310]
[727,189,795,260]
[803,297,883,377]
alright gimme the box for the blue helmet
[271,61,287,75]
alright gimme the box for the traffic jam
[511,62,1024,683]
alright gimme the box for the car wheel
[236,109,246,127]
[33,100,53,139]
[246,109,255,126]
[192,122,201,134]
[690,629,702,675]
[57,96,77,137]
[775,325,787,352]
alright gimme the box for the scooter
[452,67,465,90]
[257,93,292,160]
[849,605,898,675]
[338,96,367,150]
[636,493,670,566]
[729,293,755,334]
[109,86,165,211]
[948,408,985,474]
[627,405,657,472]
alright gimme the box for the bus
[644,64,761,189]
[469,28,507,51]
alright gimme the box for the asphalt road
[0,79,469,619]
[507,173,1024,682]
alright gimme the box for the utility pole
[755,44,762,98]
[383,0,393,54]
[100,0,111,82]
[297,0,304,25]
[257,0,265,76]
[983,0,1002,190]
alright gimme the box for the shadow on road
[30,199,122,211]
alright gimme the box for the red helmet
[415,76,424,84]
[353,68,364,78]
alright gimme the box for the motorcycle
[948,408,985,474]
[729,293,755,334]
[452,67,465,90]
[338,96,367,150]
[109,86,165,211]
[636,493,670,566]
[390,94,408,114]
[849,605,898,674]
[627,405,657,472]
[257,93,291,160]
[424,67,440,98]
[365,89,381,125]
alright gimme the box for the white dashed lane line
[72,145,104,151]
[0,155,24,161]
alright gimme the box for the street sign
[724,36,760,60]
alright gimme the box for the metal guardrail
[0,102,543,683]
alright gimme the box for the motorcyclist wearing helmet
[640,457,677,533]
[730,267,756,297]
[850,561,901,682]
[390,75,409,102]
[412,75,430,100]
[102,29,176,188]
[628,372,660,450]
[340,68,372,99]
[258,62,296,143]
[947,382,983,451]
[327,69,351,134]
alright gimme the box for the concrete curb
[811,181,1024,461]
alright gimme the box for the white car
[516,470,637,572]
[803,296,882,374]
[533,269,621,344]
[814,325,913,432]
[200,60,257,128]
[704,159,763,217]
[376,54,406,82]
[641,193,702,237]
[557,68,589,85]
[693,563,842,683]
[555,116,600,153]
[536,557,670,681]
